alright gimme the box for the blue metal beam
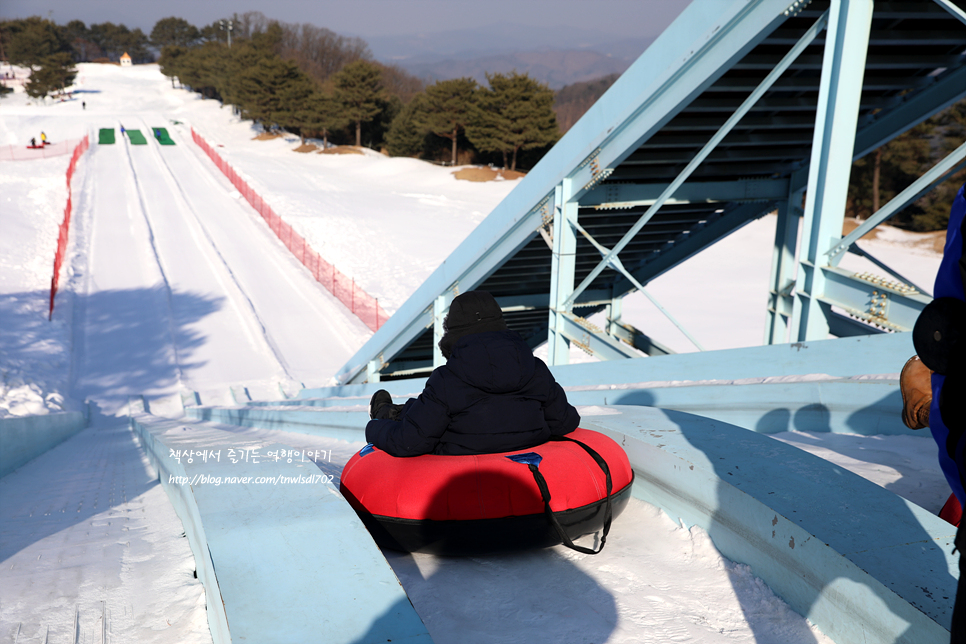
[558,312,641,360]
[564,10,828,310]
[338,205,548,383]
[567,0,809,203]
[791,0,874,342]
[610,202,776,297]
[764,192,803,344]
[852,65,966,160]
[816,265,931,333]
[786,64,966,197]
[580,178,790,209]
[845,242,930,295]
[934,0,966,26]
[606,318,676,357]
[572,219,706,350]
[548,181,577,365]
[827,308,886,338]
[335,0,801,384]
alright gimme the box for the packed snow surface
[0,62,951,643]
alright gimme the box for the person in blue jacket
[366,290,580,456]
[904,182,966,642]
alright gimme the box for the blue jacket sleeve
[535,359,580,436]
[364,371,452,457]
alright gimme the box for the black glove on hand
[369,390,400,420]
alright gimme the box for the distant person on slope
[366,290,580,456]
[40,131,47,145]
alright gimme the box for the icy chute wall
[130,411,433,644]
[0,412,87,479]
[178,396,956,644]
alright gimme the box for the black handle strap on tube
[526,434,614,555]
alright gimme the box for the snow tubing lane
[339,428,634,555]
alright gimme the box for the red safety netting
[49,135,90,319]
[0,138,83,162]
[190,128,388,332]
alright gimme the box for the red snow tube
[339,428,634,555]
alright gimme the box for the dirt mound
[253,132,281,141]
[452,167,525,182]
[319,146,364,155]
[293,143,318,153]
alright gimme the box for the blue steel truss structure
[338,0,966,384]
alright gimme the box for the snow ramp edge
[130,411,433,644]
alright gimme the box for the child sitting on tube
[366,290,580,456]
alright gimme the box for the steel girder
[336,0,798,383]
[765,190,805,344]
[791,0,874,342]
[337,0,965,383]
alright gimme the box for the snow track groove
[69,117,367,411]
[117,120,192,390]
[124,117,292,382]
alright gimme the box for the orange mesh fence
[190,128,388,331]
[49,135,90,319]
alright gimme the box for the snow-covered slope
[0,62,950,644]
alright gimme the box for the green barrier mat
[126,129,148,145]
[152,127,175,145]
[98,128,115,144]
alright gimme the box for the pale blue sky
[1,0,689,50]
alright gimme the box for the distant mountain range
[401,49,630,90]
[368,21,656,89]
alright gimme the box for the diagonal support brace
[827,139,966,262]
[573,221,705,351]
[562,10,829,311]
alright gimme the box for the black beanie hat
[438,290,508,359]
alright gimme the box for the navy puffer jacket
[365,330,580,456]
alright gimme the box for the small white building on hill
[120,52,132,67]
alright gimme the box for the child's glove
[369,390,403,420]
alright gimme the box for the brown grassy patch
[253,132,282,141]
[925,230,947,254]
[452,167,526,182]
[293,143,318,153]
[842,218,880,241]
[319,146,364,155]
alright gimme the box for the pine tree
[3,17,71,68]
[176,40,230,99]
[151,17,200,49]
[310,92,350,148]
[64,20,102,62]
[334,60,384,147]
[24,52,76,100]
[236,56,311,130]
[414,78,478,165]
[386,94,431,157]
[88,22,150,62]
[276,82,327,144]
[158,45,187,88]
[466,72,559,171]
